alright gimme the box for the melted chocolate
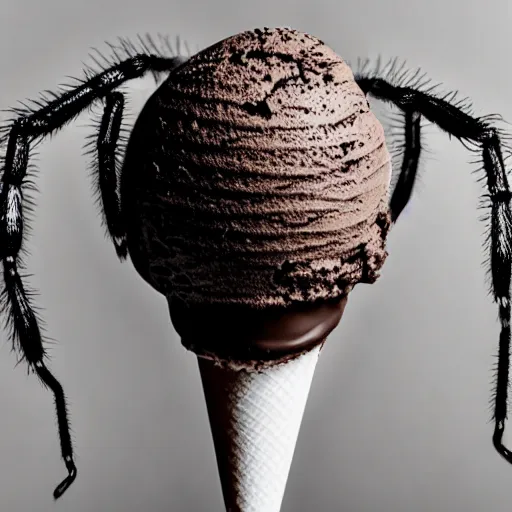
[168,295,348,362]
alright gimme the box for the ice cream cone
[198,344,322,512]
[133,26,393,512]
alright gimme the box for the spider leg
[354,73,512,466]
[94,91,127,259]
[389,111,422,223]
[0,53,184,499]
[0,175,76,499]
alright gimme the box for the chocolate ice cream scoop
[121,27,392,360]
[118,28,393,509]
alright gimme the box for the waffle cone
[197,345,322,512]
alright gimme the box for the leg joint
[481,126,500,145]
[494,190,512,203]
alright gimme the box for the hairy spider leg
[94,91,127,259]
[389,110,422,223]
[0,53,184,499]
[354,74,512,466]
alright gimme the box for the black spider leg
[95,91,127,258]
[388,111,422,222]
[0,53,184,499]
[355,74,512,467]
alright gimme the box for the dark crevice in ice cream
[169,294,349,368]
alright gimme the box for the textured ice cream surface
[121,26,392,309]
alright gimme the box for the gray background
[0,0,510,511]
